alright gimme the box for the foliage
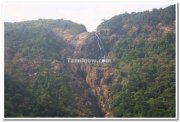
[5,74,33,117]
[97,5,175,35]
[110,32,175,117]
[31,73,76,117]
[4,5,176,117]
[5,73,76,117]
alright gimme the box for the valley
[4,5,176,117]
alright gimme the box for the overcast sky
[3,2,173,31]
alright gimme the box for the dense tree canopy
[4,5,176,117]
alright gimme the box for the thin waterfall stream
[94,33,107,59]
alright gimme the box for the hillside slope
[4,5,176,117]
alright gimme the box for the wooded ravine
[5,5,176,117]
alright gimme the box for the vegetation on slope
[4,5,176,117]
[110,33,175,117]
[97,5,175,117]
[4,19,101,117]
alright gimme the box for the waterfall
[94,33,106,59]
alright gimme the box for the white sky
[3,2,173,32]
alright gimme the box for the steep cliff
[4,5,176,117]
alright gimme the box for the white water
[94,33,106,59]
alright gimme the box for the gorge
[4,5,176,117]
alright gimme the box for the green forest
[4,5,176,117]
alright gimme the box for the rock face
[84,65,118,116]
[55,28,121,116]
[5,5,175,117]
[56,27,120,116]
[73,32,101,59]
[66,65,103,117]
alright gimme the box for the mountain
[4,5,175,117]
